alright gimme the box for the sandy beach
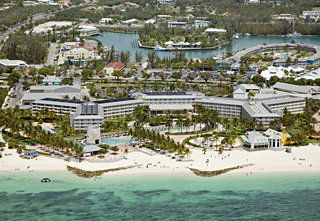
[1,143,320,176]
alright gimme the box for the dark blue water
[1,172,320,220]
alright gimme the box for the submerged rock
[189,164,254,177]
[66,165,139,178]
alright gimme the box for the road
[46,43,58,66]
[0,3,86,45]
[4,81,24,109]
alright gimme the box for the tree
[247,91,255,100]
[251,74,265,87]
[81,69,94,81]
[135,51,143,62]
[171,72,182,81]
[200,72,213,83]
[113,70,124,81]
[133,105,150,126]
[8,71,20,87]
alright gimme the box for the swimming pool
[101,137,132,146]
[279,53,290,58]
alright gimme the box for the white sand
[1,144,320,176]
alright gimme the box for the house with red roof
[106,62,125,70]
[104,62,125,76]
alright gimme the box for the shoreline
[1,144,320,178]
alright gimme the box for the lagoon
[95,32,320,61]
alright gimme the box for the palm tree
[210,134,220,150]
[176,114,184,133]
[165,117,173,133]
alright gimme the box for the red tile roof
[106,62,125,69]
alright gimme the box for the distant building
[23,1,37,6]
[122,19,139,25]
[76,25,100,36]
[0,59,28,69]
[99,18,113,25]
[64,47,100,62]
[204,28,227,34]
[84,40,98,49]
[58,0,70,6]
[157,0,175,5]
[42,76,62,85]
[125,2,139,8]
[168,21,189,28]
[302,11,320,20]
[60,42,80,51]
[194,20,212,28]
[273,82,315,95]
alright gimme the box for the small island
[138,25,233,51]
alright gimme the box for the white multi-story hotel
[32,97,143,131]
[132,92,204,115]
[31,84,307,130]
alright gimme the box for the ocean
[1,171,320,220]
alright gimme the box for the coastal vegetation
[139,26,230,48]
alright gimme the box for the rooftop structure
[0,59,28,69]
[241,130,282,149]
[168,21,189,29]
[233,84,261,99]
[125,2,139,8]
[22,85,81,106]
[204,28,226,33]
[273,82,315,94]
[42,76,62,85]
[106,62,125,70]
[157,0,175,5]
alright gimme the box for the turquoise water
[95,33,320,60]
[1,171,320,220]
[101,137,132,146]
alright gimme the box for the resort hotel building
[30,84,307,130]
[32,97,143,131]
[132,92,204,115]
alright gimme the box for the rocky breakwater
[67,165,140,178]
[189,164,254,177]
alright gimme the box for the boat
[41,178,51,182]
[245,33,251,36]
[154,45,166,51]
